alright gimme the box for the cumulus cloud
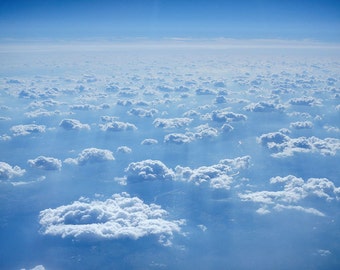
[239,175,340,216]
[195,88,216,95]
[100,121,137,132]
[10,124,46,136]
[244,101,285,112]
[211,109,247,123]
[28,156,62,171]
[128,108,158,118]
[175,156,251,189]
[0,161,26,180]
[153,117,192,129]
[193,124,219,139]
[25,109,61,118]
[164,133,194,144]
[20,264,46,270]
[141,138,158,145]
[164,124,219,144]
[59,119,90,131]
[116,146,132,154]
[64,148,115,165]
[289,96,321,106]
[258,130,340,157]
[289,121,313,129]
[125,160,175,181]
[39,192,184,244]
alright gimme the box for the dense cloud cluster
[239,175,340,216]
[258,130,340,157]
[39,192,184,243]
[64,148,115,165]
[28,156,62,170]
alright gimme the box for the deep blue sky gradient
[0,0,340,41]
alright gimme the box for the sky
[1,1,340,270]
[0,0,340,41]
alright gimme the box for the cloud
[153,117,193,129]
[39,192,184,244]
[164,124,219,144]
[175,156,251,189]
[164,133,194,144]
[288,96,321,106]
[258,130,340,157]
[244,101,285,112]
[116,146,132,154]
[64,148,115,165]
[100,121,137,132]
[28,156,62,170]
[69,104,96,111]
[59,118,90,131]
[128,108,158,118]
[125,160,175,181]
[141,138,158,145]
[25,109,61,118]
[0,161,26,180]
[193,124,219,139]
[211,109,247,123]
[290,121,313,129]
[10,124,46,136]
[195,88,216,95]
[239,175,340,216]
[20,264,46,270]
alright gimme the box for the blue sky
[0,0,339,41]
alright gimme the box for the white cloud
[239,175,340,216]
[211,109,247,123]
[244,101,285,112]
[25,109,61,118]
[258,130,340,157]
[20,265,46,270]
[175,156,251,189]
[195,88,216,95]
[116,146,132,154]
[128,108,158,118]
[70,104,96,111]
[193,124,219,139]
[10,124,46,136]
[64,148,115,165]
[39,192,184,244]
[164,133,194,144]
[141,138,158,145]
[289,121,313,129]
[100,121,137,132]
[28,156,62,171]
[0,161,26,180]
[288,96,322,106]
[164,124,219,145]
[153,117,193,129]
[125,160,175,181]
[59,119,90,131]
